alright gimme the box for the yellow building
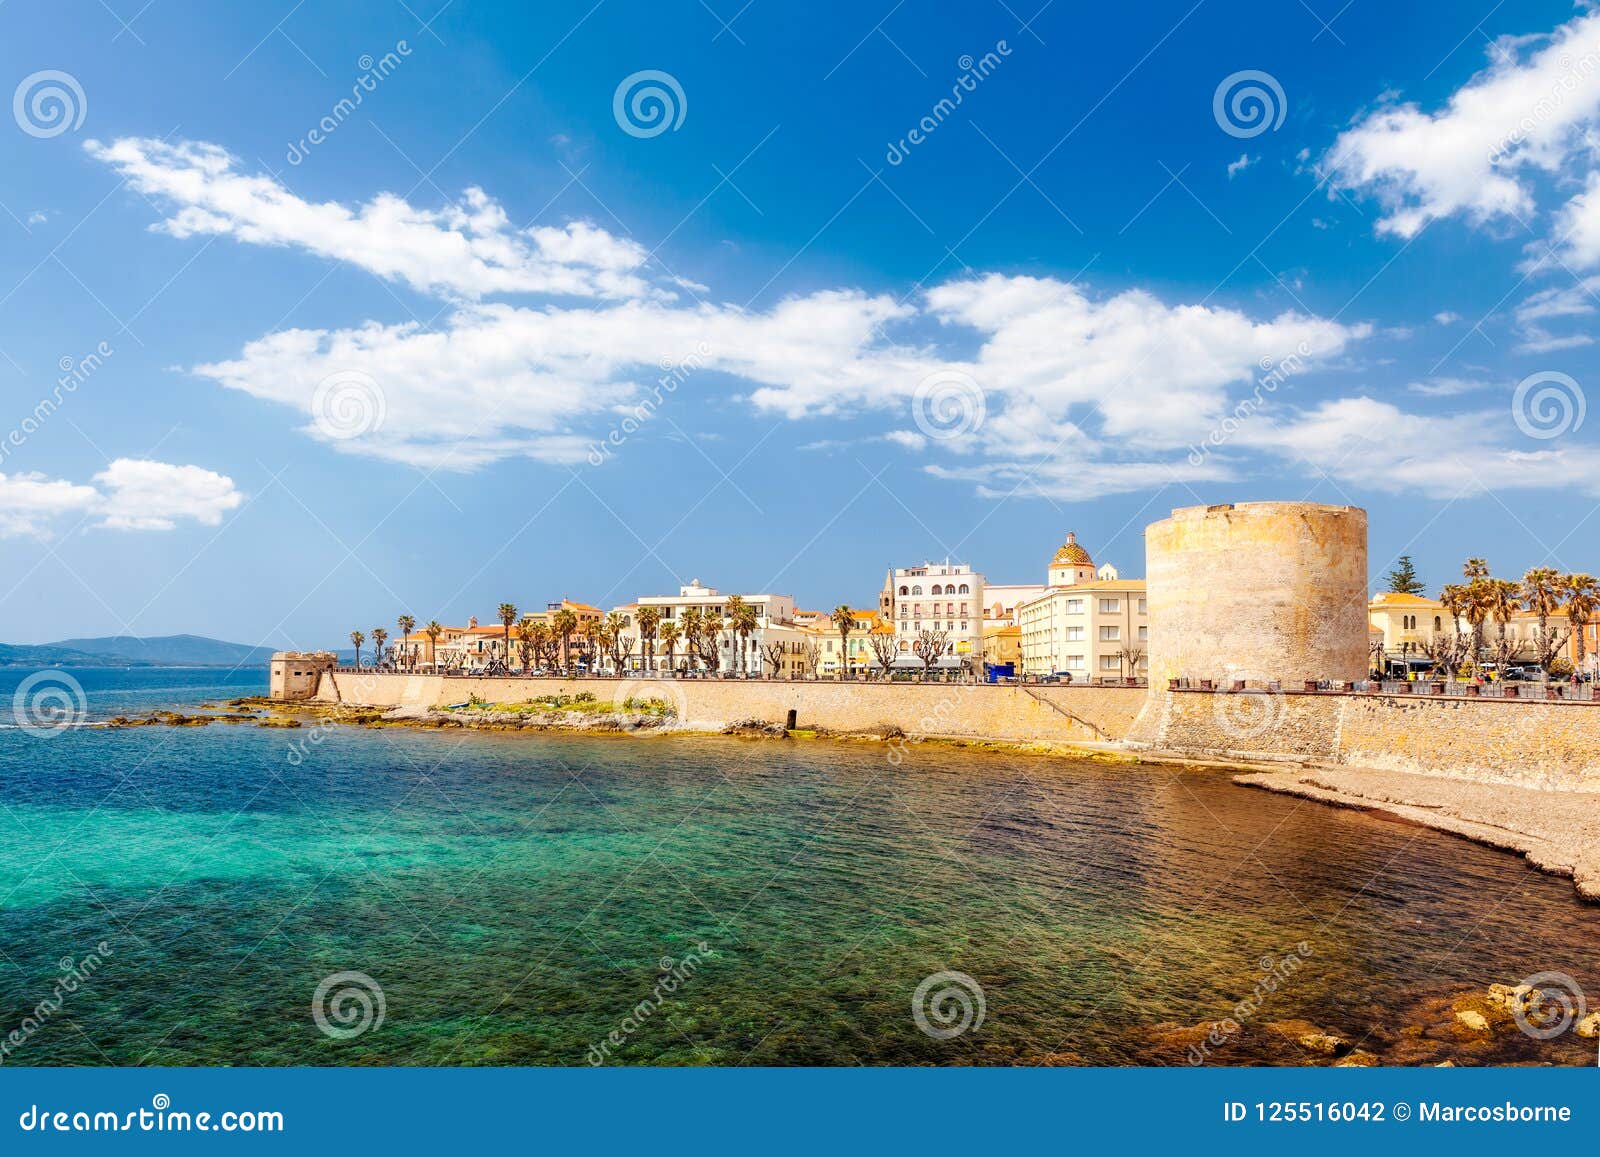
[1016,533,1149,681]
[1367,592,1449,658]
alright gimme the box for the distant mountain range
[0,634,278,669]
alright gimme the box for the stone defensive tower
[1143,502,1369,687]
[269,651,336,700]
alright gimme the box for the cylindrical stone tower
[1144,502,1369,687]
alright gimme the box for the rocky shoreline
[1235,765,1600,902]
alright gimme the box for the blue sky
[2,0,1599,646]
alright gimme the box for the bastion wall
[319,671,1600,789]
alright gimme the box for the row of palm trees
[1435,560,1599,676]
[351,600,873,679]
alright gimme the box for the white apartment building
[627,580,805,675]
[885,562,985,669]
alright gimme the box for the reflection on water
[0,703,1595,1066]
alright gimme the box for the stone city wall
[319,670,1146,744]
[1126,690,1600,790]
[319,672,1600,790]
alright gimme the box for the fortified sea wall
[319,670,1145,744]
[319,671,1600,789]
[1126,690,1600,790]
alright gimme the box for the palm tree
[726,595,757,676]
[602,613,628,674]
[680,607,704,671]
[497,603,518,670]
[1485,579,1520,648]
[516,619,536,673]
[1463,557,1490,581]
[552,608,578,675]
[424,620,443,671]
[637,606,661,673]
[349,630,365,669]
[658,621,681,673]
[371,627,388,670]
[1564,573,1600,676]
[397,614,416,670]
[1522,568,1564,638]
[530,621,555,671]
[830,604,855,680]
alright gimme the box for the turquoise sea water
[1,668,1597,1066]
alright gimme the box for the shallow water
[0,668,1596,1066]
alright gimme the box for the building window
[1139,626,1148,641]
[1064,655,1084,669]
[1100,626,1120,641]
[959,584,969,594]
[1099,599,1120,613]
[1101,655,1121,670]
[1066,599,1083,613]
[1066,626,1084,641]
[912,585,922,596]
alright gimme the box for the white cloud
[1235,396,1600,497]
[93,459,243,530]
[1407,376,1491,397]
[26,210,48,226]
[85,137,657,302]
[1227,153,1258,179]
[0,460,242,536]
[0,472,100,536]
[1433,310,1461,324]
[1325,10,1600,238]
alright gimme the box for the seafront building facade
[883,562,986,669]
[1012,534,1150,681]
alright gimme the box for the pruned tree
[868,630,898,679]
[912,629,950,680]
[802,640,821,678]
[1118,643,1146,680]
[763,641,785,679]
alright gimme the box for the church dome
[1052,531,1093,567]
